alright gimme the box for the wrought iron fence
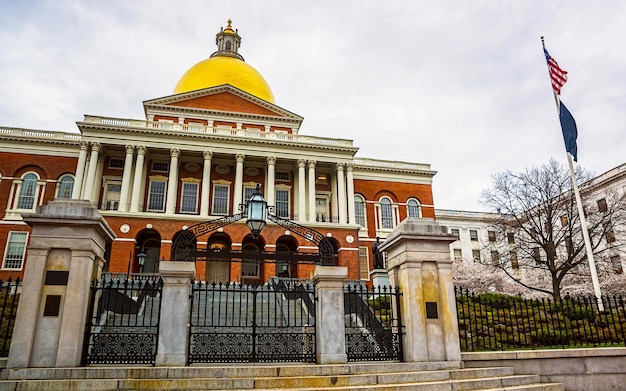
[188,280,316,364]
[456,287,626,351]
[344,284,403,361]
[82,275,162,365]
[0,278,20,357]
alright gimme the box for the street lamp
[137,251,147,272]
[245,184,267,239]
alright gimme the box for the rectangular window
[3,232,28,270]
[151,161,169,173]
[108,158,125,169]
[510,251,518,269]
[490,250,500,264]
[450,228,460,239]
[355,198,366,227]
[469,230,478,241]
[488,231,496,242]
[180,182,199,213]
[103,183,121,210]
[212,184,230,215]
[472,249,481,262]
[597,198,608,212]
[606,230,616,243]
[560,215,569,227]
[453,249,462,259]
[147,180,167,212]
[243,186,256,203]
[275,171,290,181]
[358,247,370,280]
[507,232,515,244]
[275,189,290,218]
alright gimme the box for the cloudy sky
[1,1,624,211]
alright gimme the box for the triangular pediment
[143,85,303,121]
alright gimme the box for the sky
[1,1,625,212]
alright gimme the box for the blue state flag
[559,101,578,162]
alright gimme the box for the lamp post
[137,251,147,273]
[245,184,267,239]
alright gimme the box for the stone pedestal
[311,266,348,364]
[155,260,196,366]
[7,200,115,368]
[369,269,389,288]
[380,218,461,363]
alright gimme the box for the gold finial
[224,19,234,33]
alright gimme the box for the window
[212,183,230,215]
[108,158,125,169]
[606,230,616,243]
[597,198,608,213]
[102,182,121,210]
[510,251,518,269]
[151,161,169,173]
[472,249,481,262]
[380,197,394,229]
[611,255,623,274]
[469,230,478,241]
[16,172,40,210]
[560,215,569,227]
[533,247,541,264]
[147,179,167,212]
[507,232,515,244]
[407,198,421,218]
[275,188,290,218]
[3,232,28,270]
[488,231,496,242]
[490,250,500,264]
[275,171,290,181]
[315,196,329,222]
[450,228,460,238]
[354,195,366,227]
[241,244,260,278]
[243,185,257,204]
[453,249,462,259]
[358,247,370,280]
[55,174,74,199]
[315,174,328,185]
[180,182,199,213]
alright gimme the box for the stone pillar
[336,163,347,224]
[71,141,89,199]
[330,172,338,222]
[7,199,115,368]
[346,163,356,225]
[165,148,180,215]
[233,153,245,212]
[130,145,146,213]
[155,260,195,366]
[82,142,101,202]
[200,151,212,217]
[266,156,276,207]
[297,159,306,222]
[311,266,348,364]
[380,218,461,363]
[117,145,135,212]
[307,160,316,222]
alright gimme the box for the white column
[118,145,135,212]
[82,142,101,202]
[90,156,105,204]
[233,153,245,212]
[336,163,347,224]
[346,163,356,225]
[130,145,146,213]
[200,151,212,217]
[331,172,338,223]
[297,159,306,222]
[266,156,276,207]
[72,141,89,199]
[165,148,180,215]
[307,160,316,222]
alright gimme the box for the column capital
[307,160,316,169]
[336,162,345,172]
[203,150,213,160]
[125,144,135,154]
[170,148,181,158]
[136,145,147,155]
[79,141,90,151]
[266,155,276,165]
[297,159,307,168]
[235,153,245,163]
[346,163,354,172]
[90,142,101,153]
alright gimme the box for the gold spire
[224,19,234,33]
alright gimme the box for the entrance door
[205,260,230,284]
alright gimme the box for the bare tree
[480,159,626,300]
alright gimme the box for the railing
[456,287,626,352]
[0,278,21,357]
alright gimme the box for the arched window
[380,197,394,229]
[225,41,232,51]
[407,198,421,218]
[17,172,39,210]
[56,174,75,199]
[354,194,366,227]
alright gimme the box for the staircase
[1,362,564,390]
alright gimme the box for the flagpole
[541,36,603,310]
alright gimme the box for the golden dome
[173,56,275,103]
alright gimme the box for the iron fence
[82,275,162,365]
[344,284,403,361]
[188,280,316,364]
[456,287,626,351]
[0,278,20,357]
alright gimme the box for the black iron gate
[344,284,403,361]
[82,274,163,365]
[188,278,316,363]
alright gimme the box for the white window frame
[315,193,330,222]
[2,231,28,270]
[55,174,75,199]
[151,161,169,173]
[108,157,125,169]
[146,177,167,212]
[406,198,422,218]
[243,183,257,204]
[10,172,45,213]
[102,178,122,211]
[358,246,370,280]
[354,194,367,229]
[376,196,399,231]
[180,179,200,214]
[275,185,291,218]
[211,180,231,215]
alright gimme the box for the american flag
[544,48,568,95]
